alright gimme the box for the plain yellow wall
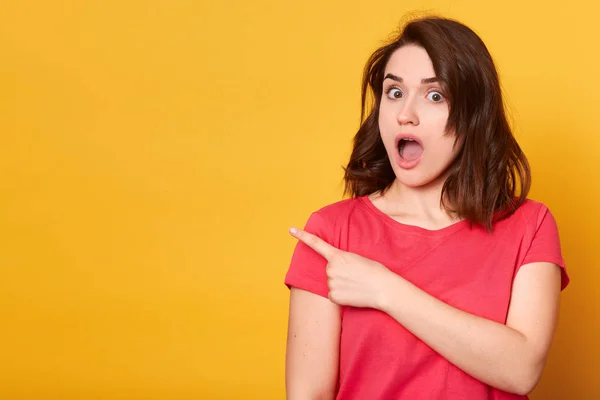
[0,1,598,399]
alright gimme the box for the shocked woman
[284,16,569,400]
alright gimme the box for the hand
[289,226,394,309]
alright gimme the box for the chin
[393,168,444,189]
[394,175,435,189]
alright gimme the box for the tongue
[401,141,423,161]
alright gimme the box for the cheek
[430,136,462,161]
[377,107,397,142]
[422,107,449,128]
[378,103,393,126]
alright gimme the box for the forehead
[384,45,436,80]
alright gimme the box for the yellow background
[0,1,597,398]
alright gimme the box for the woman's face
[378,45,463,188]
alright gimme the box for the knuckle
[326,267,332,278]
[330,253,342,264]
[326,264,337,278]
[328,290,337,303]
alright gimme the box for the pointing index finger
[289,227,338,261]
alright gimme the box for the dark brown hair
[343,16,530,231]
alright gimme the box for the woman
[284,16,569,400]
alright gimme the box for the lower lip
[395,152,422,169]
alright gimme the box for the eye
[426,91,444,102]
[385,87,403,100]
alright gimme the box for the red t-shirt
[285,196,569,400]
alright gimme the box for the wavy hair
[343,16,530,231]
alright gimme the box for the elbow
[508,361,545,396]
[287,391,336,400]
[511,380,536,397]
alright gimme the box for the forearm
[379,275,541,395]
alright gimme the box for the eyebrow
[384,73,438,84]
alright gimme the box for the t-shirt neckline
[359,195,470,237]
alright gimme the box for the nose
[396,96,419,126]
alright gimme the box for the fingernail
[289,227,298,234]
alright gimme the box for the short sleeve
[519,205,570,290]
[284,212,332,298]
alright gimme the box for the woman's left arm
[378,261,561,396]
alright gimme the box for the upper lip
[394,134,423,148]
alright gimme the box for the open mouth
[397,138,424,161]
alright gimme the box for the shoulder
[310,196,367,223]
[301,197,367,247]
[502,198,553,226]
[495,198,561,240]
[518,198,548,217]
[505,198,549,223]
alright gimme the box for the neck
[371,173,461,225]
